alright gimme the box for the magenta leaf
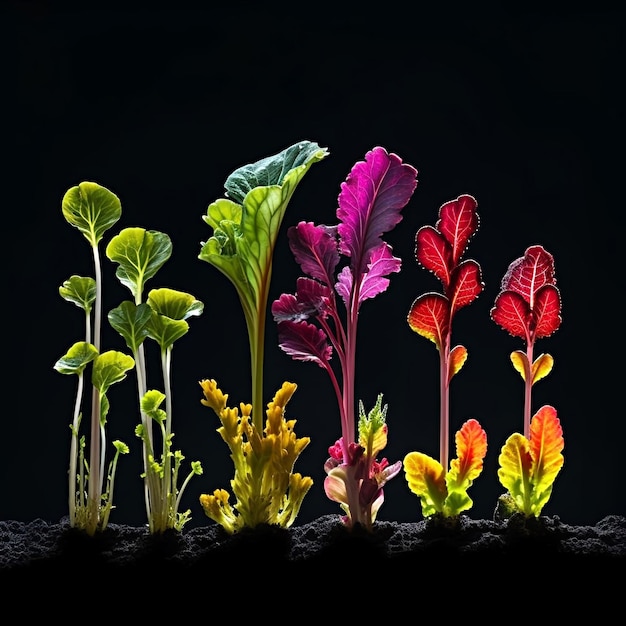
[287,222,340,286]
[449,259,484,318]
[271,293,308,322]
[337,146,418,276]
[336,242,402,305]
[415,225,452,287]
[275,319,332,367]
[436,194,479,266]
[271,277,332,322]
[358,242,402,302]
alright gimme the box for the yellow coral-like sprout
[198,379,313,533]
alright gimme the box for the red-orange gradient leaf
[415,225,452,288]
[407,293,449,349]
[448,345,467,381]
[529,404,564,491]
[436,194,479,266]
[449,418,488,486]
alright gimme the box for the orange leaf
[529,404,564,493]
[448,345,468,381]
[448,419,487,487]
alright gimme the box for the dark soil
[2,513,624,604]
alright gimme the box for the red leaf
[407,293,449,350]
[415,225,452,288]
[491,291,529,339]
[499,245,556,308]
[533,285,562,338]
[436,194,479,266]
[449,259,484,318]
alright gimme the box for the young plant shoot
[54,182,133,535]
[490,245,564,518]
[197,140,327,532]
[272,146,418,530]
[107,229,204,533]
[403,194,488,521]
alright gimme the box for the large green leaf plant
[197,140,328,532]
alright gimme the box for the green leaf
[224,140,330,204]
[146,313,189,351]
[198,141,328,430]
[146,287,204,321]
[141,389,167,424]
[54,341,98,375]
[105,227,172,300]
[113,440,130,454]
[92,350,135,395]
[108,301,152,353]
[59,276,97,313]
[62,182,122,248]
[199,141,329,305]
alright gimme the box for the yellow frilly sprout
[199,379,313,533]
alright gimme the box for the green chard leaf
[92,350,135,394]
[54,341,99,375]
[62,181,122,247]
[145,288,204,350]
[59,276,97,313]
[199,141,329,315]
[105,228,172,301]
[141,389,167,424]
[108,301,153,354]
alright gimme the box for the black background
[5,4,624,529]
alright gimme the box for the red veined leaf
[337,146,418,277]
[449,259,484,318]
[498,245,557,308]
[491,290,530,339]
[407,292,449,350]
[287,221,340,286]
[448,418,488,487]
[436,194,479,266]
[448,345,467,381]
[415,225,452,288]
[533,284,562,338]
[529,404,564,490]
[532,353,554,384]
[276,319,332,367]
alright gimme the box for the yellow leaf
[531,353,554,384]
[403,451,446,517]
